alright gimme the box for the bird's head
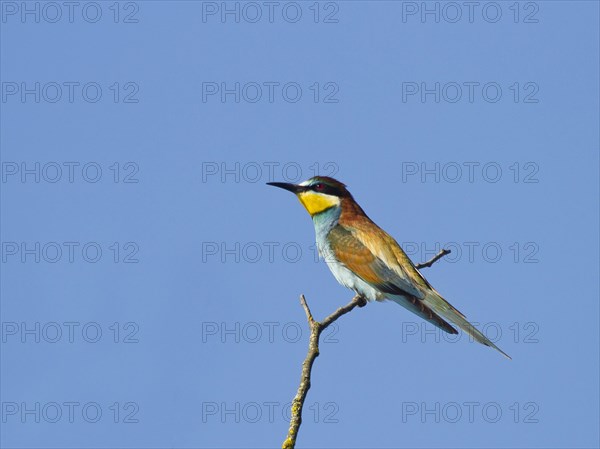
[267,176,352,216]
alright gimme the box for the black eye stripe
[304,178,350,198]
[311,183,338,195]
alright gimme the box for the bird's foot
[356,296,368,308]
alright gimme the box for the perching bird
[267,176,510,359]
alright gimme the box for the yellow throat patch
[297,191,340,216]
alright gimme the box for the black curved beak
[266,182,301,194]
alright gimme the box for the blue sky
[1,1,599,448]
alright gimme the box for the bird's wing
[327,225,424,299]
[328,224,459,335]
[347,219,474,323]
[340,218,432,292]
[338,215,511,359]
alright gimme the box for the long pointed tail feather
[422,291,512,360]
[390,295,458,335]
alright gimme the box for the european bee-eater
[267,176,510,359]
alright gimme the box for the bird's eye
[314,183,325,191]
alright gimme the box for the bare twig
[282,248,450,449]
[415,248,451,269]
[282,294,365,449]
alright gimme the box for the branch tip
[415,248,451,269]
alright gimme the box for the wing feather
[327,225,424,299]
